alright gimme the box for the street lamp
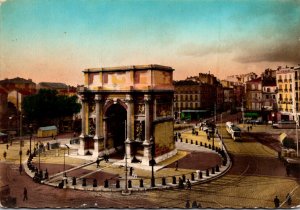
[29,124,33,155]
[122,120,130,195]
[150,137,156,188]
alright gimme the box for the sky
[0,0,300,86]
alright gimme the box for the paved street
[1,123,300,208]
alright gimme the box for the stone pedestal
[141,141,151,165]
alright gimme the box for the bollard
[180,138,183,142]
[72,177,76,185]
[191,140,193,144]
[45,171,48,179]
[195,141,198,145]
[199,171,202,179]
[139,179,144,188]
[191,173,194,181]
[93,179,97,187]
[116,180,120,188]
[82,178,86,187]
[162,177,166,186]
[104,179,109,188]
[211,167,215,174]
[204,143,207,147]
[182,174,186,182]
[216,165,220,172]
[206,169,209,177]
[200,142,203,146]
[172,176,176,184]
[208,144,211,149]
[128,180,132,188]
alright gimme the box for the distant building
[174,72,221,121]
[245,77,263,119]
[226,72,258,84]
[276,65,300,121]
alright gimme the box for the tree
[22,89,81,129]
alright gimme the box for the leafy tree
[282,137,296,149]
[22,89,81,129]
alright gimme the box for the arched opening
[105,104,127,154]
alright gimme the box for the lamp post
[122,120,130,195]
[150,137,156,188]
[29,124,33,155]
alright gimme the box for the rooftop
[83,64,174,73]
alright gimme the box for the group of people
[185,200,201,208]
[274,193,292,208]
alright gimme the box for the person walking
[191,201,198,208]
[175,161,178,171]
[286,193,292,205]
[286,165,290,176]
[185,200,190,208]
[23,187,28,201]
[96,158,100,168]
[274,195,280,208]
[6,144,9,150]
[186,179,191,190]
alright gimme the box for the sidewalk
[23,128,232,192]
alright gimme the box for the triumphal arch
[77,64,176,165]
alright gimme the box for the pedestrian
[23,187,28,201]
[185,199,190,208]
[3,151,7,160]
[192,201,198,208]
[96,158,100,168]
[19,165,22,175]
[274,195,280,208]
[175,161,178,171]
[6,144,9,150]
[286,193,292,205]
[247,126,250,132]
[178,177,184,189]
[186,179,191,190]
[286,165,290,176]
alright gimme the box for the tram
[226,121,241,141]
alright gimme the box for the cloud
[178,42,234,57]
[234,41,300,64]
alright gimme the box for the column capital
[94,94,103,102]
[125,94,134,103]
[144,94,151,102]
[80,94,88,102]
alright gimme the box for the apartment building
[276,65,300,121]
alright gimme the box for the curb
[23,129,232,192]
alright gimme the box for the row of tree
[22,89,81,130]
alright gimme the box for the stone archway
[105,104,127,153]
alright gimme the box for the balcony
[278,79,283,83]
[284,89,288,92]
[284,79,288,82]
[289,79,292,82]
[278,88,283,92]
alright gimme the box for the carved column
[124,94,133,160]
[142,94,152,165]
[93,94,104,158]
[79,95,87,155]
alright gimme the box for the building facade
[276,66,300,121]
[78,65,176,165]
